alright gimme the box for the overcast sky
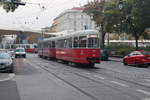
[0,0,91,31]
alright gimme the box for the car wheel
[9,69,13,73]
[135,62,140,67]
[87,63,95,67]
[123,60,127,65]
[143,65,149,68]
[9,67,14,73]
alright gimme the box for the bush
[104,45,136,57]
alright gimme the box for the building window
[84,25,88,30]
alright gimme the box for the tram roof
[39,30,99,43]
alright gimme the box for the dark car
[100,49,109,61]
[0,53,14,73]
[123,50,150,67]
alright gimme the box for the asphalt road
[0,54,150,100]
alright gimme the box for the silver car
[0,53,14,73]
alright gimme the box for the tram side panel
[49,48,56,59]
[38,48,43,57]
[42,48,50,58]
[56,48,100,64]
[26,48,37,53]
[71,48,100,64]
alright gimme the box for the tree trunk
[99,24,106,48]
[134,33,139,50]
[102,31,105,48]
[135,38,138,50]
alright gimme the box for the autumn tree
[0,0,23,12]
[84,0,106,48]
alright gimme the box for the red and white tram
[38,30,101,67]
[10,44,37,53]
[38,38,56,59]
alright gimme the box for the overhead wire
[13,0,86,31]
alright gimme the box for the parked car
[8,49,15,58]
[0,49,8,53]
[100,49,109,61]
[0,53,14,73]
[123,50,150,67]
[15,47,26,58]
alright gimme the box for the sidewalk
[109,57,123,62]
[0,73,15,82]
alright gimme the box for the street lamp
[119,0,123,10]
[118,0,124,40]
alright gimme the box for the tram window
[44,43,47,48]
[64,39,70,48]
[40,44,42,48]
[55,41,58,48]
[79,36,87,47]
[68,38,72,48]
[34,45,37,48]
[57,40,64,48]
[52,41,55,48]
[73,37,78,48]
[64,39,67,48]
[26,45,30,48]
[37,45,39,48]
[46,43,49,48]
[43,43,45,48]
[88,37,99,48]
[49,42,52,48]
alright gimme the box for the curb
[110,59,123,63]
[109,57,123,63]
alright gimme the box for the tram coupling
[87,57,100,63]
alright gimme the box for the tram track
[28,60,99,100]
[35,57,150,89]
[28,58,142,100]
[91,68,150,89]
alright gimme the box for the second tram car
[38,30,101,67]
[10,44,37,53]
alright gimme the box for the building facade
[51,7,96,32]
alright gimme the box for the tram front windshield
[88,34,99,48]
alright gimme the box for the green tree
[102,0,150,49]
[104,0,121,34]
[118,0,150,50]
[0,0,21,12]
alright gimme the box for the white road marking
[144,79,150,82]
[85,72,91,75]
[137,89,150,96]
[28,62,40,69]
[111,81,129,87]
[94,75,105,79]
[0,74,15,82]
[141,98,150,100]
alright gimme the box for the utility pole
[41,28,45,40]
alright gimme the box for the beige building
[50,7,96,32]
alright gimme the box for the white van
[15,47,26,58]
